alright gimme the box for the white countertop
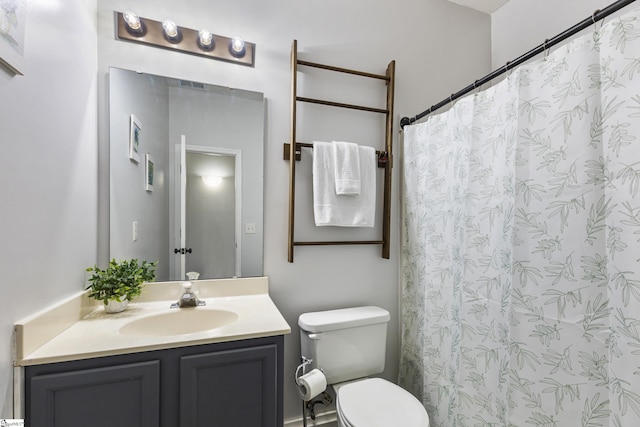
[15,277,291,366]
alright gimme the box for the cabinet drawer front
[180,344,278,427]
[29,361,160,427]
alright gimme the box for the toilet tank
[299,306,390,385]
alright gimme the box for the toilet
[298,306,429,427]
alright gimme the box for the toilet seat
[335,378,429,427]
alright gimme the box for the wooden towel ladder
[284,40,395,262]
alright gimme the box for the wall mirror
[109,67,264,282]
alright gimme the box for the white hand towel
[333,141,361,195]
[313,141,376,227]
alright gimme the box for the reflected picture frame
[129,114,142,163]
[145,153,154,192]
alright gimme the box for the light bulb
[198,29,214,49]
[229,36,245,57]
[162,19,178,38]
[122,9,146,37]
[123,10,142,33]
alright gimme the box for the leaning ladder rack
[284,40,396,262]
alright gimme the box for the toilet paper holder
[296,356,332,425]
[295,356,314,386]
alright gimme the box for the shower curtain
[400,7,640,427]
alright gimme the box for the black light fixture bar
[115,12,255,67]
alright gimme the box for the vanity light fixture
[202,175,223,187]
[115,11,255,67]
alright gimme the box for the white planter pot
[104,297,128,314]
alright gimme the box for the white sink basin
[119,308,239,336]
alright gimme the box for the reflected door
[185,151,237,279]
[171,140,242,280]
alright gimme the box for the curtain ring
[543,39,550,61]
[592,9,606,33]
[449,94,458,108]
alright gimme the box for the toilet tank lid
[298,306,390,332]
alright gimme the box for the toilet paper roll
[297,368,327,401]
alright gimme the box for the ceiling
[447,0,509,14]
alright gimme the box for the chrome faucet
[171,282,206,308]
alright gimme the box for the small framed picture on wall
[145,154,154,192]
[129,114,142,163]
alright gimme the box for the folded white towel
[333,141,361,195]
[313,141,376,227]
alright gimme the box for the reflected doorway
[172,139,242,280]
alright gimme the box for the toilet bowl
[334,378,429,427]
[298,306,429,427]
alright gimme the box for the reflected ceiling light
[162,18,180,41]
[123,9,143,34]
[229,36,245,58]
[198,29,214,51]
[202,175,223,187]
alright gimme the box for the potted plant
[86,259,158,313]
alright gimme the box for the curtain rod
[400,0,637,128]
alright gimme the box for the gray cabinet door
[29,360,160,427]
[180,344,278,427]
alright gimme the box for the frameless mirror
[109,67,264,282]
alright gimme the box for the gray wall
[0,0,492,420]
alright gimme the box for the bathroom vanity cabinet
[24,335,284,427]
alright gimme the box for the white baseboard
[284,410,337,427]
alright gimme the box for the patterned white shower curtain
[400,7,640,427]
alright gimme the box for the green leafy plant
[86,259,157,305]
